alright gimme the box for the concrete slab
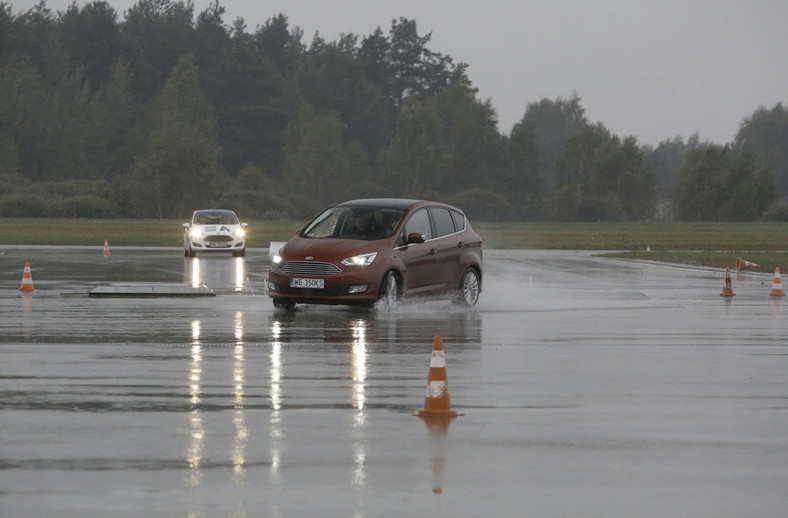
[88,283,216,297]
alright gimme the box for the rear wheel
[377,271,401,311]
[455,268,480,306]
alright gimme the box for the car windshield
[301,207,406,240]
[193,211,238,225]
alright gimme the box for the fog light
[348,285,369,294]
[268,282,278,292]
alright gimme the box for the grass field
[1,219,786,271]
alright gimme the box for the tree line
[1,1,787,222]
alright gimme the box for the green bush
[0,173,29,197]
[762,202,788,221]
[0,193,49,217]
[51,195,117,218]
[218,189,299,219]
[341,181,389,201]
[38,179,111,198]
[0,192,120,218]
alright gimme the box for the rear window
[449,209,466,231]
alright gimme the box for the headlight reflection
[234,311,244,342]
[231,340,248,483]
[185,322,204,488]
[186,256,246,292]
[350,319,368,488]
[190,257,200,288]
[234,257,245,292]
[269,320,284,483]
[351,320,367,411]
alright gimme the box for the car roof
[335,198,421,210]
[335,198,455,211]
[194,209,235,213]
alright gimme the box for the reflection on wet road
[186,255,249,293]
[0,246,786,517]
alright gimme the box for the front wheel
[377,271,401,311]
[273,299,296,311]
[455,268,480,307]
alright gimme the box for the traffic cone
[769,267,784,297]
[19,262,35,292]
[103,239,111,257]
[415,335,462,417]
[735,257,758,270]
[720,267,735,298]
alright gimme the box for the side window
[399,208,433,245]
[431,208,456,238]
[449,209,466,231]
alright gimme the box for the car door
[396,208,441,294]
[429,207,462,287]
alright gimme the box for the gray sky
[12,0,788,146]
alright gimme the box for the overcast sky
[12,0,788,146]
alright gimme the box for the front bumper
[188,237,245,251]
[267,270,381,305]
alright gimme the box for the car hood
[192,224,239,231]
[281,236,389,262]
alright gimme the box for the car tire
[233,249,246,257]
[455,267,480,307]
[377,270,401,311]
[273,299,296,311]
[185,246,196,257]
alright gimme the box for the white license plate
[290,278,324,289]
[207,242,230,248]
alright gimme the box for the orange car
[268,198,483,310]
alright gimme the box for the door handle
[457,241,465,248]
[429,248,438,255]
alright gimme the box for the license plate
[290,278,324,289]
[207,242,230,248]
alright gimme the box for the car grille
[279,261,342,276]
[206,235,233,242]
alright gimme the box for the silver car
[183,209,248,257]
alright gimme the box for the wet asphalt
[0,245,786,517]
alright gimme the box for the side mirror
[182,223,189,229]
[241,222,248,228]
[406,232,425,244]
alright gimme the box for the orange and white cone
[415,335,462,417]
[720,267,735,298]
[735,257,758,270]
[19,262,35,292]
[103,239,110,257]
[769,267,784,297]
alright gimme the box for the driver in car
[347,212,374,237]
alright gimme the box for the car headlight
[189,227,204,239]
[272,253,283,265]
[234,227,246,238]
[340,252,377,267]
